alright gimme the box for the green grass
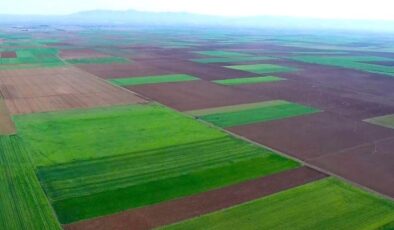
[225,64,296,74]
[213,76,285,85]
[163,178,394,230]
[198,101,320,127]
[109,74,199,86]
[40,138,298,223]
[14,103,228,167]
[13,103,299,223]
[187,100,289,116]
[66,57,129,64]
[0,136,61,229]
[194,51,251,57]
[291,56,394,77]
[191,56,276,64]
[364,114,394,129]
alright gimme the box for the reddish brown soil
[228,112,394,197]
[1,51,17,58]
[78,58,257,80]
[76,62,175,79]
[0,67,146,114]
[234,60,394,119]
[59,49,110,60]
[127,80,269,111]
[64,167,326,230]
[308,137,394,197]
[0,98,16,134]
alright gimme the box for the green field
[41,139,298,223]
[66,57,129,64]
[0,136,61,230]
[194,50,251,57]
[291,55,394,77]
[197,100,320,127]
[364,114,394,129]
[191,56,276,64]
[163,178,394,230]
[109,74,199,86]
[0,48,65,69]
[14,103,226,166]
[13,103,299,223]
[225,64,296,74]
[213,76,285,85]
[187,100,290,116]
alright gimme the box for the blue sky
[3,0,394,20]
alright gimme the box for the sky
[3,0,394,21]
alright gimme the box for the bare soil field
[0,67,146,114]
[0,98,16,134]
[228,112,394,197]
[64,167,326,230]
[1,51,17,58]
[127,80,269,111]
[59,49,110,60]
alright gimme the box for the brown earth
[59,49,110,60]
[0,98,16,134]
[1,51,17,58]
[78,58,257,80]
[64,167,327,230]
[76,62,175,79]
[127,80,269,111]
[228,112,394,197]
[0,67,147,114]
[308,136,394,197]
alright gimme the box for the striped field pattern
[0,136,61,230]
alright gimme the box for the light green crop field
[109,74,199,86]
[364,114,394,129]
[66,57,129,64]
[0,136,61,230]
[187,100,289,116]
[191,56,276,64]
[162,178,394,230]
[198,100,320,127]
[12,103,298,223]
[213,76,285,85]
[194,50,252,57]
[291,56,394,77]
[225,64,296,74]
[14,103,228,166]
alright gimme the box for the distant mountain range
[1,9,394,32]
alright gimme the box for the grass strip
[191,56,276,64]
[291,56,394,77]
[66,57,129,64]
[213,76,285,85]
[199,102,320,127]
[364,114,394,129]
[225,64,296,74]
[109,74,199,86]
[194,51,251,57]
[186,100,290,116]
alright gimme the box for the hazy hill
[1,9,394,32]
